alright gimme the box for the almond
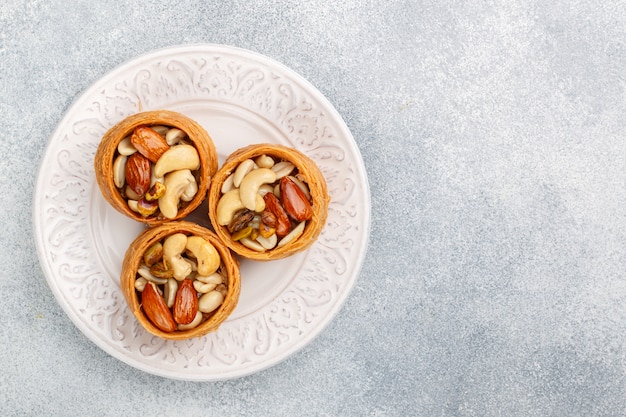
[173,278,198,325]
[279,176,313,222]
[131,126,170,163]
[263,192,292,237]
[142,281,177,332]
[125,152,152,197]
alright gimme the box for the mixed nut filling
[113,125,200,219]
[216,154,313,252]
[135,233,228,332]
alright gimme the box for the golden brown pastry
[94,110,218,226]
[208,144,329,260]
[120,221,241,340]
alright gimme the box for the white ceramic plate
[33,44,370,381]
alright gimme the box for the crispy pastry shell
[94,110,218,226]
[208,144,330,260]
[120,221,241,340]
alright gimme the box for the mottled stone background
[3,0,626,415]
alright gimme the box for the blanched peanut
[240,237,266,252]
[113,155,127,188]
[125,185,142,201]
[195,272,224,285]
[127,199,139,213]
[221,173,235,193]
[198,290,224,313]
[277,221,306,248]
[150,125,169,136]
[117,137,137,156]
[193,280,217,293]
[165,128,186,145]
[163,278,178,308]
[271,161,295,179]
[232,159,256,187]
[134,276,148,292]
[255,154,275,169]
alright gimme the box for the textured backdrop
[3,0,626,415]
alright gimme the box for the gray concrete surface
[3,0,626,415]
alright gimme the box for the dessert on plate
[208,144,330,260]
[94,110,218,226]
[120,221,241,340]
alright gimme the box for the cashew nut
[232,159,256,188]
[153,144,200,178]
[239,168,276,211]
[158,169,194,219]
[180,175,198,202]
[198,290,224,313]
[216,189,264,225]
[185,236,220,276]
[163,233,192,280]
[113,154,127,188]
[150,169,164,188]
[177,310,203,330]
[125,185,142,201]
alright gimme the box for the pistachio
[143,242,163,267]
[231,226,252,241]
[149,261,174,279]
[136,198,159,217]
[145,182,166,201]
[227,209,255,233]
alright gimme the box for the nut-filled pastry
[94,110,218,225]
[208,144,330,261]
[120,221,241,340]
